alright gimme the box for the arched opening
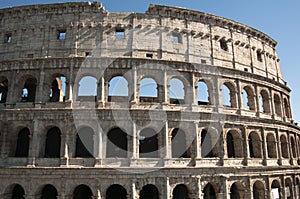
[73,185,93,199]
[139,77,158,103]
[242,86,255,110]
[11,184,25,199]
[50,76,66,102]
[253,181,265,199]
[291,136,297,158]
[140,184,159,199]
[274,94,282,116]
[78,76,97,102]
[222,82,237,108]
[283,98,291,118]
[226,130,243,158]
[173,184,189,199]
[41,184,58,199]
[248,132,262,158]
[259,90,270,113]
[45,127,61,158]
[106,184,127,199]
[280,135,289,158]
[171,129,191,158]
[75,127,94,158]
[108,76,128,102]
[267,134,277,158]
[197,81,209,105]
[0,77,8,103]
[201,129,219,158]
[296,178,300,198]
[203,183,216,199]
[15,128,30,157]
[285,178,293,199]
[271,180,281,199]
[106,128,128,158]
[21,77,37,102]
[139,128,158,158]
[170,78,185,104]
[230,182,245,199]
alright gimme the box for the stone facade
[0,2,299,199]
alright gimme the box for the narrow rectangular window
[257,51,263,62]
[115,29,125,39]
[146,53,153,59]
[220,39,228,51]
[172,33,181,43]
[4,33,12,43]
[57,30,66,40]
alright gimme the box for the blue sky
[1,0,299,123]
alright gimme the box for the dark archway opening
[106,128,128,158]
[45,127,61,158]
[73,185,93,199]
[140,184,159,199]
[173,184,189,199]
[12,184,25,199]
[139,128,159,158]
[15,128,30,157]
[41,184,58,199]
[203,183,216,199]
[75,127,94,158]
[106,184,127,199]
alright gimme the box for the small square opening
[201,59,206,64]
[115,29,125,39]
[57,30,66,40]
[172,34,181,43]
[4,33,12,43]
[146,53,153,59]
[220,39,228,51]
[244,68,248,72]
[85,52,92,57]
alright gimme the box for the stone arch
[283,98,291,118]
[274,93,282,116]
[49,74,66,102]
[139,128,159,158]
[41,184,58,199]
[201,128,219,158]
[77,75,97,102]
[15,128,30,157]
[140,184,159,199]
[139,77,158,103]
[0,76,8,103]
[196,80,210,105]
[296,178,300,198]
[266,133,277,158]
[108,75,129,102]
[169,77,185,104]
[290,136,297,158]
[226,130,243,158]
[280,134,289,158]
[259,89,270,113]
[21,76,37,102]
[285,178,293,199]
[106,127,128,158]
[44,127,61,158]
[248,131,262,158]
[75,126,95,158]
[242,85,255,110]
[271,179,281,199]
[253,180,265,199]
[203,183,217,199]
[230,181,246,199]
[10,184,25,199]
[171,128,191,158]
[221,81,237,108]
[73,184,93,199]
[172,184,190,199]
[106,184,127,199]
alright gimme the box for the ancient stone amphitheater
[0,1,299,199]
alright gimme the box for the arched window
[139,78,158,103]
[283,98,291,118]
[0,77,8,103]
[280,135,289,158]
[253,181,265,199]
[242,86,255,110]
[230,182,245,199]
[274,94,282,116]
[75,127,94,158]
[139,128,158,158]
[108,76,128,102]
[21,77,37,102]
[197,81,209,105]
[106,128,128,158]
[45,127,61,158]
[226,130,243,158]
[106,184,127,199]
[173,184,189,199]
[171,129,191,158]
[222,83,237,108]
[12,184,25,199]
[285,178,293,199]
[140,184,159,199]
[201,129,219,158]
[248,132,262,158]
[266,134,277,158]
[259,90,270,113]
[291,136,297,158]
[41,184,58,199]
[50,76,66,102]
[203,183,216,199]
[271,180,281,199]
[170,78,184,104]
[78,76,97,101]
[15,128,30,157]
[73,185,93,199]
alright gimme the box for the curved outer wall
[0,2,299,199]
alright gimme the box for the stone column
[164,121,171,159]
[96,77,104,106]
[131,66,137,104]
[132,122,137,159]
[163,70,169,104]
[36,65,45,105]
[275,128,282,165]
[242,126,249,166]
[166,177,170,199]
[261,127,268,165]
[236,80,242,113]
[195,124,201,159]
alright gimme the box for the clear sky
[1,0,299,123]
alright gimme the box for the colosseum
[0,1,299,199]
